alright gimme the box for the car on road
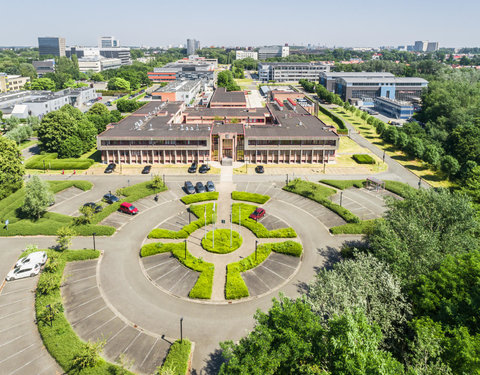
[188,162,198,173]
[103,193,119,204]
[199,164,210,174]
[106,101,112,106]
[255,165,264,174]
[6,263,41,281]
[104,163,116,174]
[15,251,47,269]
[119,202,138,215]
[249,207,265,221]
[184,181,196,194]
[141,165,152,174]
[206,181,215,192]
[195,182,206,193]
[83,202,103,213]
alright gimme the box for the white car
[6,264,41,281]
[15,251,47,269]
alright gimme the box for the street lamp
[340,192,343,207]
[383,151,386,163]
[92,232,96,251]
[418,177,422,189]
[180,317,184,343]
[184,239,187,259]
[255,240,258,261]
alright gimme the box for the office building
[0,73,30,93]
[209,87,246,108]
[66,47,131,65]
[258,45,289,60]
[38,37,66,57]
[235,50,258,60]
[187,39,200,55]
[148,60,215,83]
[99,36,119,48]
[319,72,395,92]
[151,79,204,103]
[426,42,439,52]
[77,57,122,73]
[258,62,330,82]
[414,41,428,52]
[32,60,55,77]
[97,91,339,165]
[374,97,414,119]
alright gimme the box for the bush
[330,219,379,235]
[383,180,416,198]
[265,241,303,257]
[140,242,184,257]
[320,180,365,190]
[231,191,270,204]
[25,154,95,170]
[116,99,146,113]
[201,229,242,254]
[36,272,61,295]
[352,154,375,164]
[318,105,348,134]
[181,192,219,205]
[159,339,192,375]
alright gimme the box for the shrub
[181,192,219,205]
[320,180,365,190]
[56,226,77,251]
[201,229,242,254]
[36,272,61,294]
[231,191,270,204]
[264,240,303,257]
[140,242,184,257]
[158,339,192,375]
[352,154,375,164]
[330,219,379,235]
[318,104,348,134]
[25,153,95,170]
[383,180,416,198]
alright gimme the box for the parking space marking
[67,265,97,273]
[67,274,96,283]
[0,321,24,335]
[72,306,108,327]
[140,338,159,368]
[85,315,117,337]
[68,295,102,312]
[145,258,176,271]
[262,265,287,280]
[269,258,297,270]
[0,307,29,321]
[122,331,142,354]
[0,343,36,365]
[0,286,33,296]
[0,296,30,308]
[168,270,191,292]
[155,265,181,282]
[0,332,30,348]
[106,325,127,344]
[8,352,46,375]
[244,271,270,290]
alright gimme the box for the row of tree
[217,70,241,91]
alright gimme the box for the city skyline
[1,0,479,48]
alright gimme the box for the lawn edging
[231,191,270,204]
[180,192,219,205]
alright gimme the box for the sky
[1,0,479,48]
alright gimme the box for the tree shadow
[403,163,426,172]
[201,348,226,375]
[88,150,102,162]
[318,246,342,270]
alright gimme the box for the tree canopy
[0,137,24,200]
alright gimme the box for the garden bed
[180,192,218,205]
[231,191,270,204]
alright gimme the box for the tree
[90,72,104,82]
[116,99,144,113]
[383,126,398,144]
[28,77,56,91]
[367,189,479,284]
[56,226,77,251]
[21,176,54,219]
[18,63,37,79]
[440,155,460,178]
[405,137,425,159]
[307,253,410,350]
[86,102,111,133]
[217,70,240,91]
[446,124,480,166]
[461,165,480,203]
[72,339,105,371]
[423,144,441,168]
[108,77,131,91]
[5,124,33,144]
[395,132,409,150]
[0,137,24,200]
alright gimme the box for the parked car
[119,202,138,215]
[103,193,119,204]
[195,182,206,193]
[15,251,47,269]
[255,165,264,174]
[199,164,210,174]
[206,181,215,192]
[83,202,103,213]
[6,264,41,281]
[184,181,196,194]
[249,207,266,221]
[104,163,116,174]
[141,165,152,174]
[106,101,112,106]
[188,162,198,173]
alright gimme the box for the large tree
[21,176,54,219]
[29,77,56,91]
[0,137,24,200]
[107,77,130,91]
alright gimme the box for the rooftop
[320,71,394,78]
[210,88,246,104]
[340,76,428,84]
[153,79,202,93]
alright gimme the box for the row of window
[248,139,336,146]
[101,140,208,146]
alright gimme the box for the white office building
[78,57,122,72]
[235,50,258,60]
[258,62,330,82]
[258,46,290,60]
[99,36,120,48]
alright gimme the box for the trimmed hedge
[25,154,95,170]
[330,219,378,235]
[352,154,376,164]
[140,242,184,257]
[283,179,360,224]
[318,105,348,135]
[231,203,297,238]
[201,229,242,254]
[148,203,215,239]
[267,240,303,257]
[160,339,192,375]
[320,179,365,190]
[384,180,416,198]
[231,191,270,204]
[34,249,132,375]
[181,192,219,205]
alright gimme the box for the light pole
[180,317,183,343]
[383,151,386,163]
[340,192,343,207]
[204,205,207,239]
[255,240,258,261]
[230,213,232,248]
[184,239,187,259]
[418,177,422,189]
[92,232,96,251]
[43,160,46,173]
[212,203,216,249]
[286,174,289,185]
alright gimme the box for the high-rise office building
[426,42,439,52]
[38,37,66,57]
[414,41,428,52]
[187,39,200,55]
[99,36,120,48]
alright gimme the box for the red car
[249,207,265,221]
[119,202,138,215]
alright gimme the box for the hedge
[180,192,219,205]
[318,105,348,135]
[25,154,95,170]
[352,154,376,164]
[96,89,129,96]
[201,229,242,254]
[225,241,302,299]
[320,179,365,190]
[231,203,297,238]
[231,191,270,204]
[33,249,132,375]
[384,180,416,198]
[160,339,192,375]
[148,203,215,239]
[330,219,378,235]
[140,242,184,257]
[283,179,360,223]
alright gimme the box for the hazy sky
[1,0,479,48]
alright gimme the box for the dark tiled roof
[210,87,246,104]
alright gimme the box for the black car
[142,165,152,174]
[184,181,196,194]
[103,193,119,204]
[104,163,116,174]
[83,202,103,213]
[195,182,206,193]
[255,165,265,174]
[188,162,198,173]
[199,164,210,174]
[206,181,215,192]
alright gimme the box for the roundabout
[201,229,242,254]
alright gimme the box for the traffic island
[201,229,242,254]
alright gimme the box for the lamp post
[286,174,289,185]
[184,239,187,259]
[340,192,343,207]
[418,177,422,189]
[180,317,183,343]
[204,205,207,239]
[92,232,96,251]
[43,160,46,173]
[212,203,216,249]
[255,240,258,261]
[383,151,386,163]
[230,213,232,248]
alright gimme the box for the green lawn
[231,191,270,204]
[19,139,37,150]
[201,229,242,254]
[320,179,365,190]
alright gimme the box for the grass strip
[330,219,379,235]
[160,339,192,375]
[283,179,360,224]
[33,248,132,374]
[25,153,95,170]
[320,179,365,190]
[231,203,297,238]
[384,180,416,198]
[180,192,219,205]
[231,191,270,204]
